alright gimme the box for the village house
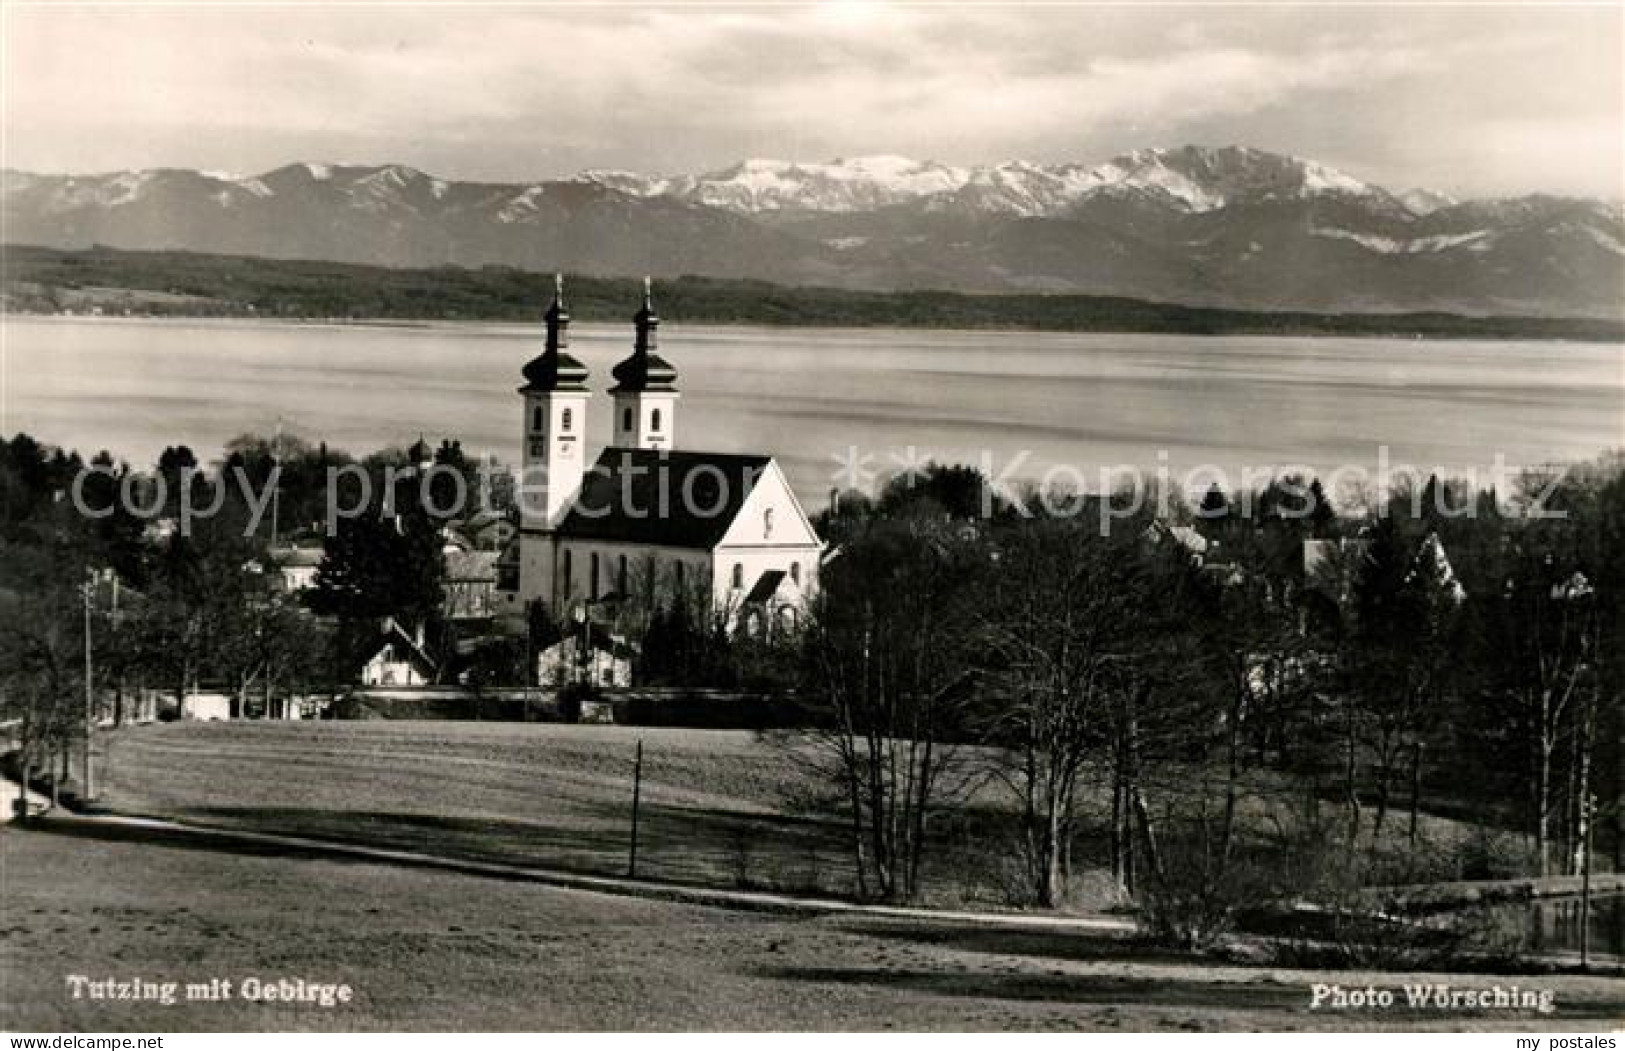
[456,511,517,552]
[1302,529,1466,623]
[359,617,438,687]
[268,543,324,592]
[537,631,637,688]
[443,547,499,621]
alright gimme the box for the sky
[3,2,1621,200]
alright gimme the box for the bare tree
[797,520,981,903]
[1484,548,1597,877]
[977,522,1150,907]
[0,545,91,813]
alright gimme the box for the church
[505,277,822,634]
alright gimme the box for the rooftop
[554,448,773,549]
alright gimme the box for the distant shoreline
[5,244,1623,344]
[9,311,1624,347]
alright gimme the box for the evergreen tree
[308,511,444,630]
[1196,483,1230,527]
[1308,478,1336,538]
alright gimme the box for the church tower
[609,278,679,450]
[518,275,592,530]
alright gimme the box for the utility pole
[83,571,95,801]
[524,605,534,722]
[1579,790,1595,969]
[628,739,644,878]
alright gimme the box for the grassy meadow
[7,719,1621,1031]
[8,819,1624,1031]
[89,721,1506,912]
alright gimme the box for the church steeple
[518,275,592,532]
[522,274,589,393]
[612,277,679,394]
[610,277,679,449]
[545,272,570,352]
[634,276,659,353]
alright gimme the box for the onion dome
[520,274,591,393]
[610,277,679,393]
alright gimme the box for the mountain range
[4,146,1621,318]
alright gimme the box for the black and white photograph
[1,0,1622,1038]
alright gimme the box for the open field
[6,822,1624,1031]
[94,721,878,900]
[92,721,1514,910]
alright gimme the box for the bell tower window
[562,409,572,432]
[651,408,662,432]
[623,407,634,432]
[532,405,544,432]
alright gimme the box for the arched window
[732,563,743,589]
[618,554,628,595]
[532,405,544,432]
[651,408,662,432]
[589,552,600,600]
[674,561,685,592]
[562,550,572,594]
[763,507,775,539]
[790,561,801,585]
[622,407,633,432]
[562,408,573,432]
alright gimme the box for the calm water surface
[4,317,1621,505]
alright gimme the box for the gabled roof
[1143,520,1210,557]
[541,633,639,661]
[554,448,772,550]
[361,617,437,674]
[269,545,325,568]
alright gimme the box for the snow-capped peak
[594,155,974,214]
[1397,187,1458,217]
[571,146,1405,218]
[1300,160,1372,197]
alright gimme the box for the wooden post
[83,575,95,800]
[628,739,644,878]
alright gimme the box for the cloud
[2,3,1619,198]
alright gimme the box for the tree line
[776,456,1622,942]
[9,244,1624,342]
[2,425,1620,945]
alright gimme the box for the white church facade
[507,278,822,633]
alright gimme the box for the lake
[3,316,1621,508]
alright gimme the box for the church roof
[610,277,678,393]
[610,349,679,393]
[521,349,591,393]
[554,448,773,550]
[520,275,591,393]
